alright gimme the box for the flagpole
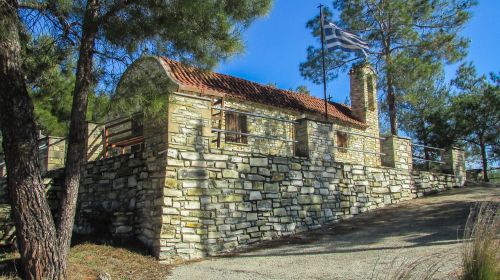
[318,4,328,121]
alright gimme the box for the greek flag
[323,20,369,56]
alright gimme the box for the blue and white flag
[323,20,369,56]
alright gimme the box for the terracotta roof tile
[161,57,366,127]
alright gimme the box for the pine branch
[97,0,133,25]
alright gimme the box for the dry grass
[369,253,443,280]
[0,242,170,280]
[461,202,500,280]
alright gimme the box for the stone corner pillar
[141,115,171,261]
[442,147,466,186]
[381,135,413,171]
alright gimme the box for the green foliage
[291,85,311,95]
[448,63,500,171]
[21,36,109,136]
[266,82,278,88]
[100,0,271,68]
[399,70,453,148]
[19,0,272,122]
[111,57,175,123]
[300,0,475,133]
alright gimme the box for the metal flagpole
[318,4,329,121]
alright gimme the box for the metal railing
[211,128,299,143]
[411,143,446,172]
[103,113,144,158]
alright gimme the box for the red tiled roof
[161,57,365,127]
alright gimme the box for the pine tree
[449,63,500,181]
[0,1,272,278]
[300,0,475,135]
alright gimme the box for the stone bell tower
[349,64,379,133]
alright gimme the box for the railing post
[442,147,466,186]
[104,127,109,158]
[381,135,413,171]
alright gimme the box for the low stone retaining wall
[0,153,156,248]
[0,152,464,263]
[159,150,462,261]
[0,152,462,260]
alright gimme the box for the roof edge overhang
[158,56,368,129]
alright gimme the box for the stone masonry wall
[0,61,466,262]
[162,147,460,262]
[0,153,152,247]
[159,91,465,263]
[46,153,149,240]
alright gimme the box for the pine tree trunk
[56,0,99,272]
[0,0,63,278]
[387,74,398,135]
[384,38,398,136]
[480,142,489,182]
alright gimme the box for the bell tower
[349,64,379,130]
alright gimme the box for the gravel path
[168,186,500,280]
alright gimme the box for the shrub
[462,202,500,280]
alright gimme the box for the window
[337,132,349,153]
[367,74,375,111]
[225,112,248,144]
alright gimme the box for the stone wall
[157,90,465,263]
[162,147,460,262]
[0,61,466,263]
[45,153,149,240]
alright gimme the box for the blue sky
[216,0,500,105]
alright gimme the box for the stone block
[247,213,258,221]
[185,201,200,210]
[163,207,179,215]
[222,169,239,179]
[297,195,322,205]
[250,158,268,167]
[180,152,201,160]
[390,185,401,193]
[178,168,209,180]
[182,180,208,188]
[238,202,252,211]
[164,189,182,197]
[291,163,301,170]
[257,200,272,211]
[289,171,302,179]
[274,208,287,216]
[247,174,265,181]
[182,234,201,243]
[271,173,285,182]
[372,187,389,194]
[249,191,262,201]
[115,226,132,234]
[220,194,243,203]
[203,154,229,161]
[264,183,279,193]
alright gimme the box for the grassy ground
[0,242,170,280]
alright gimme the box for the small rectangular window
[367,75,375,111]
[225,112,248,144]
[337,132,349,153]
